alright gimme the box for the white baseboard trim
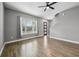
[5,35,43,44]
[50,36,79,44]
[0,44,5,56]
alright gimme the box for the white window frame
[20,17,37,35]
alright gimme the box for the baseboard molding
[0,44,5,56]
[5,35,43,44]
[50,36,79,44]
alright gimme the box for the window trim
[20,17,37,35]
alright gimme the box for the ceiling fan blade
[49,7,54,9]
[44,8,47,12]
[49,2,57,6]
[38,6,46,8]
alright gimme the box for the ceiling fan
[38,2,58,12]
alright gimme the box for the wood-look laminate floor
[1,36,79,57]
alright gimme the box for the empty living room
[1,0,79,58]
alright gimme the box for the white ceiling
[4,2,79,20]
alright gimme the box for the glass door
[43,22,47,36]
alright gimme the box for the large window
[20,17,37,35]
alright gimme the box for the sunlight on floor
[44,36,48,48]
[21,40,38,56]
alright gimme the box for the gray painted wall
[4,8,43,42]
[0,2,4,51]
[50,6,79,42]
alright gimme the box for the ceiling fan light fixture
[38,2,58,12]
[47,7,49,9]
